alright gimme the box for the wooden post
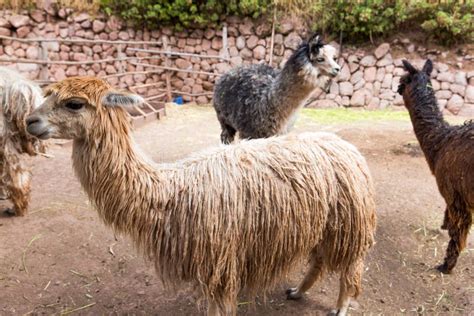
[269,9,276,67]
[162,37,172,102]
[39,41,49,81]
[117,44,124,73]
[222,24,229,60]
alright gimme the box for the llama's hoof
[286,288,302,300]
[3,208,17,216]
[328,309,343,316]
[436,263,452,274]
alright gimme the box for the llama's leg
[4,151,31,217]
[437,206,472,274]
[287,251,325,300]
[0,150,8,200]
[331,258,363,316]
[220,123,236,145]
[441,207,449,230]
[207,299,221,316]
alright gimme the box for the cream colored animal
[26,77,376,316]
[0,67,45,216]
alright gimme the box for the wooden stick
[127,47,227,60]
[269,9,276,67]
[0,35,161,46]
[131,62,219,77]
[162,37,173,102]
[145,93,167,102]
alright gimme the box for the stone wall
[0,8,473,115]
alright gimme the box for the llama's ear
[102,92,144,108]
[422,59,433,76]
[402,60,417,75]
[308,34,323,55]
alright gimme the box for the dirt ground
[1,106,473,315]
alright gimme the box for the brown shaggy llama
[398,59,473,274]
[0,67,46,216]
[26,77,376,315]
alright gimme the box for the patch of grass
[300,108,410,125]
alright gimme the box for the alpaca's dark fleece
[399,59,474,274]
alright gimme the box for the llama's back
[213,64,279,137]
[157,132,376,302]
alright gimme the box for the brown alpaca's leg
[287,252,325,300]
[437,207,472,274]
[441,207,449,230]
[332,258,363,316]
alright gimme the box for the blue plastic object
[173,96,183,105]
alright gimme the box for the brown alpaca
[398,59,473,274]
[0,67,46,216]
[26,77,376,315]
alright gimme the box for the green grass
[300,108,411,125]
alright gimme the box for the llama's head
[398,59,434,109]
[291,33,341,81]
[26,77,143,140]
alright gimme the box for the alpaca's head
[290,33,341,81]
[25,77,143,140]
[398,59,434,109]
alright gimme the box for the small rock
[238,19,254,35]
[382,74,393,89]
[437,72,454,83]
[246,35,258,49]
[454,72,467,86]
[435,62,449,72]
[353,79,366,91]
[374,43,390,59]
[350,70,363,84]
[236,36,246,50]
[458,103,474,116]
[253,45,266,60]
[92,20,105,33]
[54,68,67,81]
[392,76,401,93]
[0,27,12,37]
[16,26,30,38]
[360,55,376,67]
[446,94,464,114]
[376,53,393,67]
[339,82,354,96]
[73,52,87,61]
[393,67,405,76]
[350,89,370,107]
[367,97,380,109]
[30,10,45,23]
[9,15,30,28]
[308,99,338,108]
[74,13,90,23]
[284,32,302,50]
[376,68,385,82]
[337,64,350,82]
[435,90,453,100]
[364,67,377,82]
[393,94,404,106]
[175,59,192,69]
[279,21,294,35]
[0,18,10,28]
[431,79,440,91]
[118,31,129,41]
[465,86,474,103]
[26,46,38,59]
[450,84,465,97]
[406,44,415,53]
[215,62,231,74]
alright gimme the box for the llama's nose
[26,116,41,127]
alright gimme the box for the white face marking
[316,45,341,78]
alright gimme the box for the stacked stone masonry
[0,8,473,115]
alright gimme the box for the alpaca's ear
[102,92,144,108]
[402,60,417,75]
[308,34,323,55]
[422,59,433,76]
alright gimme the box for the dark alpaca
[213,34,340,144]
[398,59,473,274]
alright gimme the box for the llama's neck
[404,86,450,172]
[72,109,167,250]
[270,63,320,123]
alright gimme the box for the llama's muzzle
[26,116,51,140]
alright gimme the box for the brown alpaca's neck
[404,87,450,172]
[72,109,167,242]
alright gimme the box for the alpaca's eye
[316,58,325,63]
[64,99,85,111]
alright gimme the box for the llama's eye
[64,99,85,111]
[316,58,325,63]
